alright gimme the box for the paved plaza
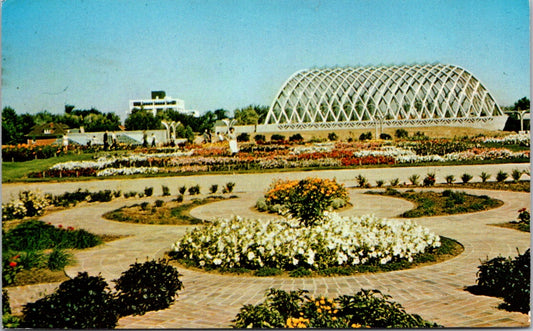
[3,163,531,328]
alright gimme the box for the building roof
[26,122,70,137]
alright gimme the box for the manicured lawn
[2,153,94,183]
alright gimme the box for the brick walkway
[3,165,531,328]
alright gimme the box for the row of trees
[2,104,270,145]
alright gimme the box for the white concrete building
[129,91,200,117]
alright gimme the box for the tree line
[2,104,270,145]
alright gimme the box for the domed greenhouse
[260,63,507,131]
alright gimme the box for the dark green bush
[423,173,436,186]
[140,202,150,210]
[175,194,184,203]
[496,170,508,182]
[155,200,164,207]
[475,249,530,313]
[379,133,392,140]
[254,134,266,143]
[209,184,218,194]
[20,272,118,329]
[336,289,439,328]
[89,189,114,202]
[395,129,408,139]
[232,288,439,328]
[113,259,184,316]
[289,133,304,142]
[188,184,201,195]
[161,185,170,196]
[270,134,285,142]
[144,187,154,197]
[223,182,236,193]
[359,132,372,141]
[178,185,187,195]
[461,173,473,184]
[327,132,338,141]
[237,132,250,142]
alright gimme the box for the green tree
[124,109,161,130]
[214,109,228,120]
[234,106,259,125]
[2,107,36,144]
[513,97,530,111]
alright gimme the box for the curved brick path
[3,164,531,328]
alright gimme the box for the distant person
[203,129,212,143]
[62,134,69,152]
[142,131,148,147]
[111,131,117,149]
[151,133,157,147]
[103,131,109,150]
[227,127,239,156]
[218,132,225,142]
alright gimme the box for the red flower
[67,226,75,231]
[519,208,527,213]
[9,261,17,268]
[58,224,63,228]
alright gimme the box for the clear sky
[1,0,530,120]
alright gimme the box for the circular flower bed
[170,212,441,270]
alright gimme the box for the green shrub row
[18,259,183,329]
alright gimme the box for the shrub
[359,132,372,141]
[113,190,122,198]
[423,173,436,187]
[289,266,312,277]
[408,174,420,186]
[231,288,439,328]
[140,202,150,210]
[17,250,46,270]
[265,178,348,226]
[20,272,118,329]
[475,249,530,313]
[188,185,201,195]
[124,191,137,198]
[144,187,153,197]
[445,175,455,184]
[155,200,164,207]
[237,132,250,142]
[289,133,304,143]
[178,185,187,195]
[161,185,170,196]
[209,184,218,194]
[480,172,491,183]
[327,132,339,141]
[271,134,285,142]
[254,134,266,143]
[511,169,523,182]
[89,190,114,202]
[355,174,368,187]
[375,180,384,187]
[389,178,400,186]
[330,198,347,210]
[175,194,184,203]
[255,197,268,212]
[394,129,408,139]
[254,267,283,277]
[2,190,50,221]
[496,170,509,182]
[113,259,183,316]
[223,182,236,194]
[379,133,392,140]
[461,173,473,184]
[46,249,72,271]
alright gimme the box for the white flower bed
[291,143,335,155]
[171,212,440,269]
[483,133,530,146]
[96,167,160,176]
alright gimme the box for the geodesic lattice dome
[264,64,503,128]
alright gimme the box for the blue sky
[1,0,530,119]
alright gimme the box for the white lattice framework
[264,64,505,130]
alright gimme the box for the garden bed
[103,195,237,225]
[367,189,503,218]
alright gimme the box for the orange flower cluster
[286,316,310,328]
